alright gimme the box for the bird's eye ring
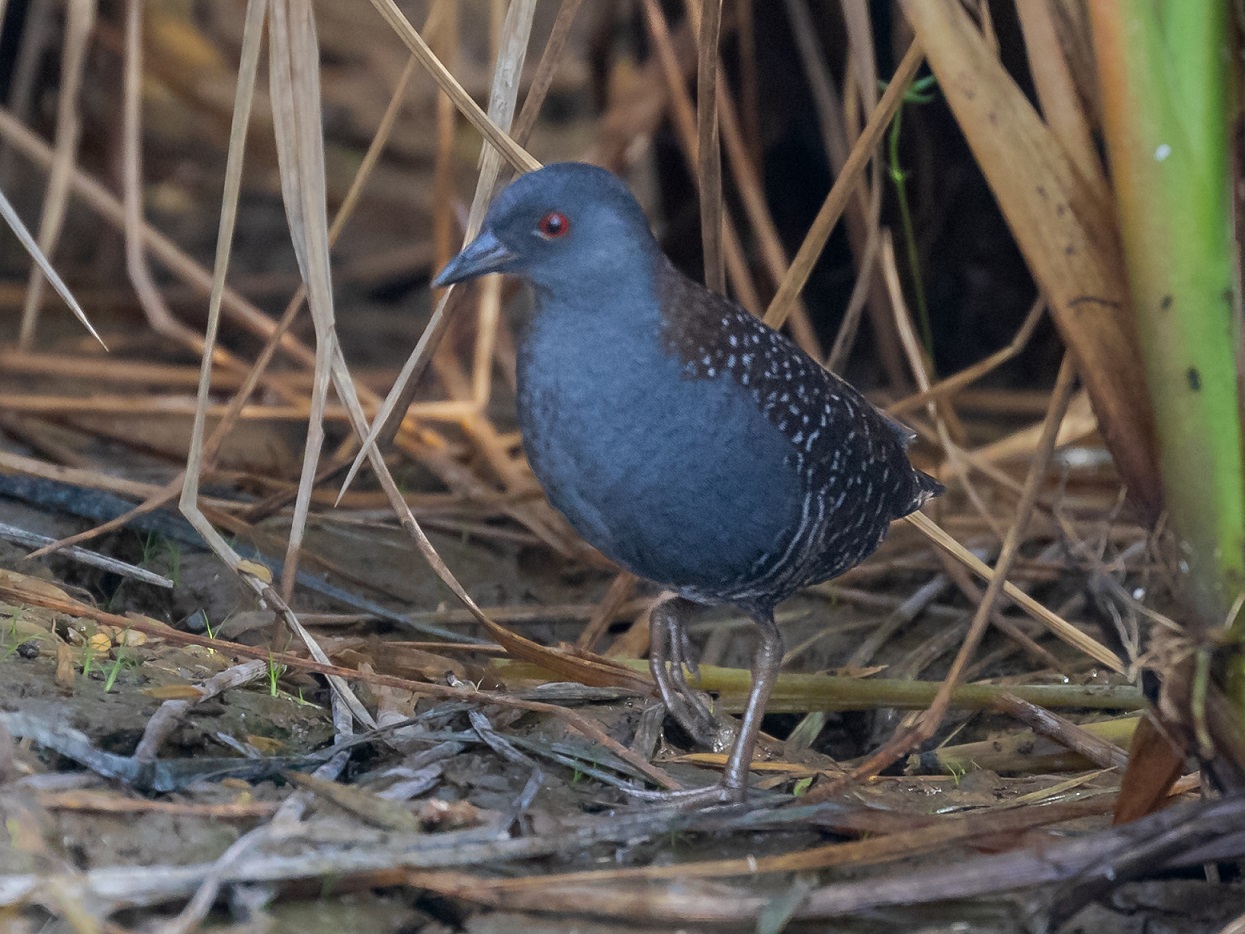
[537,211,570,239]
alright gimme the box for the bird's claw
[650,597,722,744]
[657,680,731,748]
[622,778,747,808]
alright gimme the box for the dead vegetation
[0,1,1242,932]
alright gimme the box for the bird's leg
[648,596,719,743]
[628,604,782,807]
[718,606,783,798]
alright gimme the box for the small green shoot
[267,652,285,697]
[945,759,967,786]
[160,539,183,588]
[6,607,24,642]
[885,73,940,362]
[103,647,126,693]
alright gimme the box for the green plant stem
[1091,5,1245,708]
[888,101,935,360]
[504,660,1142,713]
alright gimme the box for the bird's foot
[622,777,748,809]
[650,598,725,745]
[653,676,732,748]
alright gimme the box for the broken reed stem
[693,0,725,293]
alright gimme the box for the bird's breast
[514,308,803,593]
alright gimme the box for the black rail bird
[436,163,943,804]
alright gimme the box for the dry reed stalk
[1014,0,1101,188]
[901,1,1161,515]
[638,0,762,315]
[813,351,1120,798]
[122,0,219,360]
[0,109,318,374]
[784,0,903,382]
[763,41,923,333]
[881,234,990,505]
[0,186,102,347]
[405,796,1114,895]
[885,297,1048,417]
[365,0,538,174]
[691,0,725,293]
[994,692,1130,771]
[17,0,94,348]
[714,71,822,357]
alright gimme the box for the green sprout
[884,73,940,363]
[103,648,126,693]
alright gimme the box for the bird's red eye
[537,211,570,239]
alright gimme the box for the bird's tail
[917,470,944,500]
[899,469,943,518]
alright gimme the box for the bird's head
[434,163,659,291]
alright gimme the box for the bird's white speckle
[1155,143,1171,161]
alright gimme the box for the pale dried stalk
[1014,0,1104,191]
[763,41,923,331]
[881,233,1000,536]
[715,73,822,357]
[641,0,762,315]
[339,1,541,498]
[122,0,216,357]
[266,0,344,600]
[18,0,95,348]
[0,185,102,347]
[886,298,1047,417]
[175,0,373,731]
[182,0,280,576]
[0,109,316,374]
[784,0,890,377]
[911,355,1082,743]
[365,0,538,173]
[693,0,725,292]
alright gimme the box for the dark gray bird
[436,163,942,804]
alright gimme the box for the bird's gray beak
[434,230,515,287]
